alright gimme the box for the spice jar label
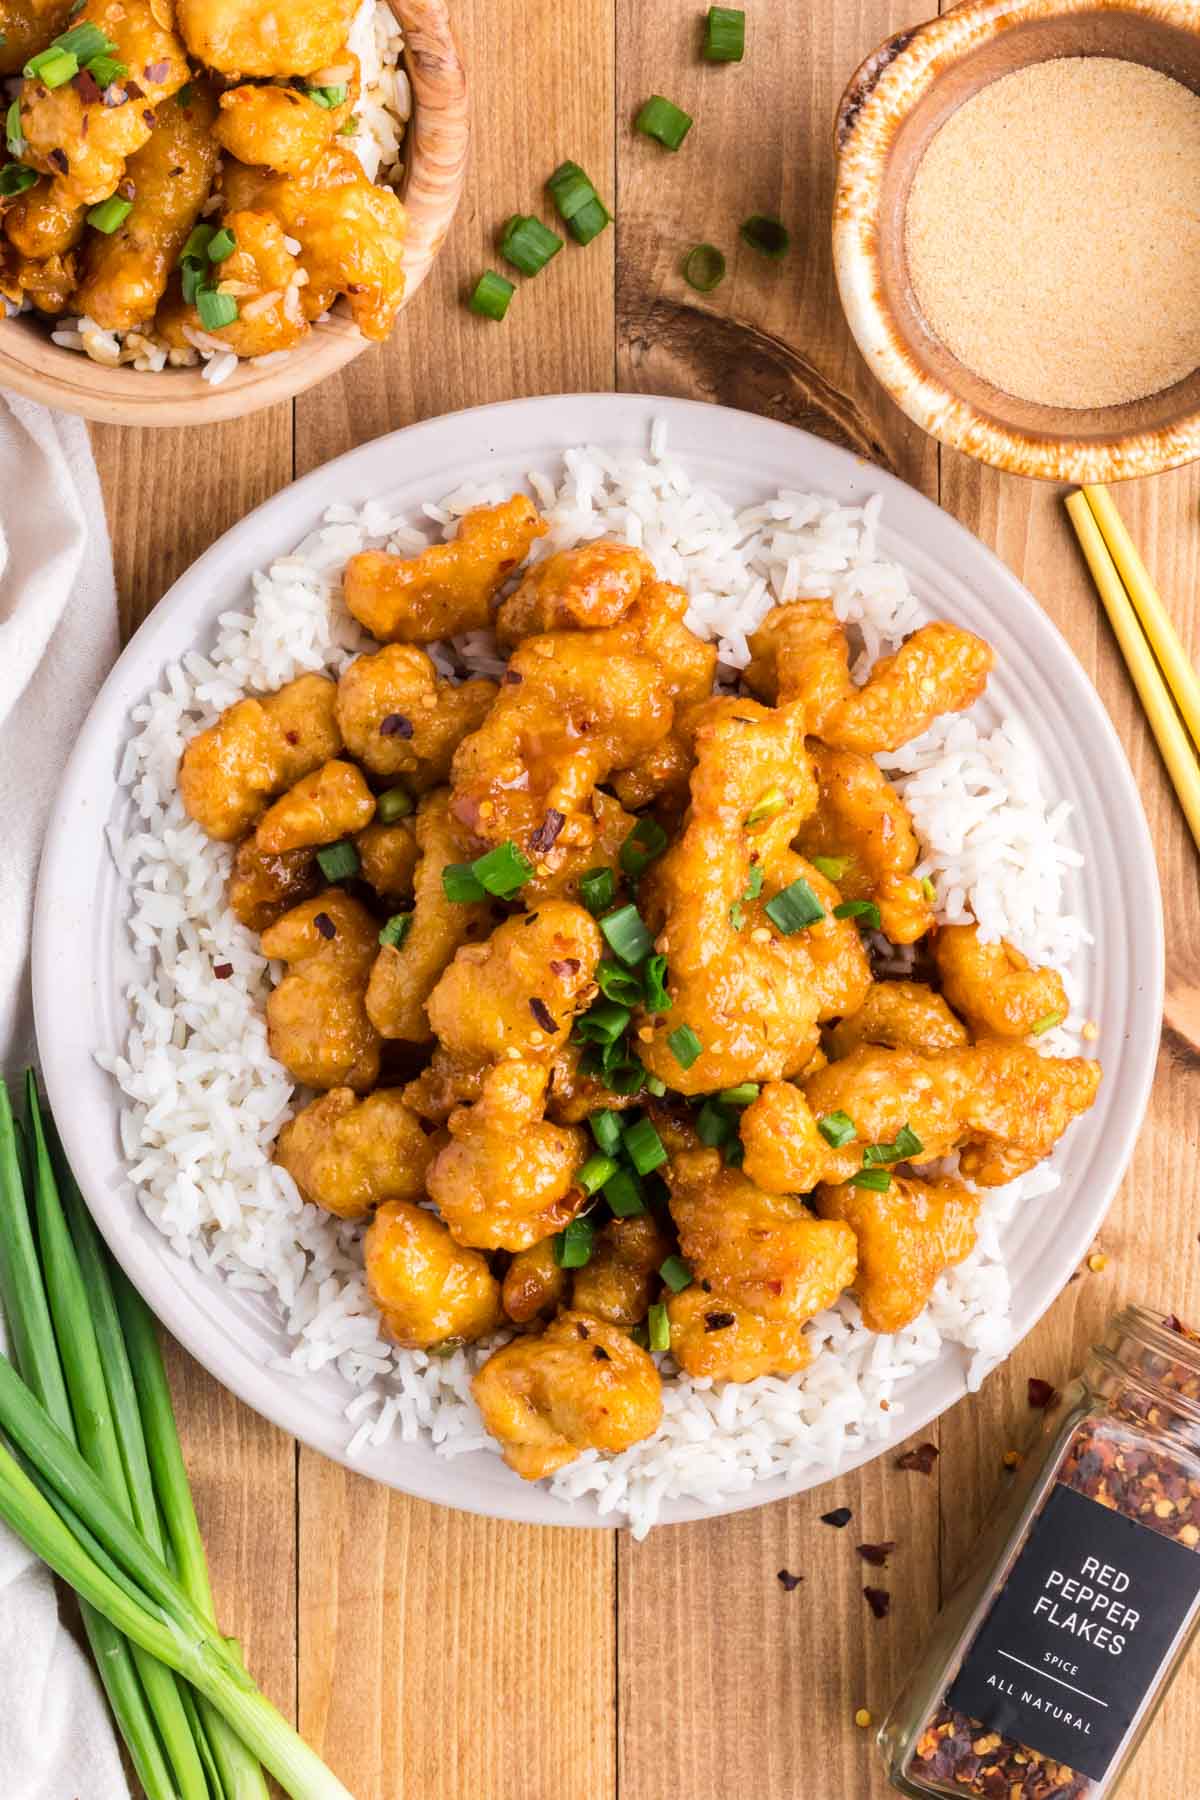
[947,1483,1200,1782]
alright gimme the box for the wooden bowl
[832,0,1200,482]
[0,0,468,425]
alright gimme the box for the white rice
[50,0,411,383]
[101,427,1094,1536]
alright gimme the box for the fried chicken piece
[746,601,993,753]
[932,924,1069,1039]
[501,1238,567,1325]
[224,143,405,338]
[228,839,319,932]
[801,1041,1100,1188]
[213,66,357,172]
[403,1043,487,1124]
[335,644,497,788]
[636,698,862,1095]
[521,790,636,906]
[427,1059,587,1251]
[0,242,77,313]
[472,1310,662,1479]
[260,890,380,1091]
[341,495,545,644]
[3,178,83,258]
[425,901,603,1065]
[739,1081,828,1195]
[571,1214,672,1328]
[365,1198,501,1350]
[178,672,341,841]
[157,209,308,359]
[16,0,189,208]
[795,742,933,944]
[495,541,652,642]
[274,1086,434,1219]
[176,0,357,76]
[365,791,492,1042]
[73,85,218,333]
[254,758,375,853]
[666,1286,813,1383]
[355,820,418,901]
[449,630,674,863]
[824,981,969,1061]
[814,1174,979,1334]
[0,0,75,74]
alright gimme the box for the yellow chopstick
[1082,483,1200,754]
[1065,489,1200,853]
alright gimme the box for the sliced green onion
[206,226,236,263]
[375,784,413,823]
[620,815,668,879]
[546,159,598,221]
[469,270,514,320]
[578,1153,618,1195]
[765,878,825,934]
[740,214,790,258]
[315,840,359,882]
[378,912,412,950]
[704,5,745,61]
[596,959,643,1007]
[605,1060,645,1097]
[196,288,238,330]
[623,1118,667,1176]
[833,898,882,931]
[180,224,215,264]
[84,52,127,84]
[666,1024,703,1070]
[574,1000,631,1046]
[1031,1009,1066,1037]
[472,839,533,898]
[579,865,616,914]
[0,162,37,196]
[696,1100,733,1148]
[599,903,654,968]
[553,1216,595,1269]
[499,213,563,276]
[49,20,113,58]
[862,1124,924,1167]
[24,45,77,85]
[817,1109,856,1149]
[718,1083,759,1107]
[636,94,693,151]
[745,786,786,826]
[811,855,850,882]
[647,1302,671,1352]
[630,1322,650,1349]
[304,83,346,108]
[659,1254,692,1293]
[6,100,26,156]
[730,863,764,931]
[442,862,486,903]
[604,1168,646,1218]
[590,1110,623,1155]
[723,1139,745,1168]
[682,242,726,292]
[642,952,671,1014]
[849,1168,892,1192]
[921,876,937,902]
[566,194,611,245]
[644,1073,667,1097]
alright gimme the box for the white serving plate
[33,394,1164,1529]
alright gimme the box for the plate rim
[33,391,1165,1529]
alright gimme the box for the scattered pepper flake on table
[1026,1376,1060,1410]
[776,1568,803,1592]
[863,1586,891,1619]
[820,1505,852,1528]
[856,1541,896,1566]
[896,1442,939,1474]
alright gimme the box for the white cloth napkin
[0,393,129,1797]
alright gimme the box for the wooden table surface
[87,2,1200,1795]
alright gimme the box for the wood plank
[293,3,618,1795]
[614,6,943,1797]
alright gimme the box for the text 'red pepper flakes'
[879,1306,1200,1798]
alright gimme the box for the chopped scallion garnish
[623,1118,667,1176]
[682,243,726,292]
[24,45,76,85]
[740,214,790,258]
[745,786,786,826]
[1031,1009,1066,1037]
[442,862,486,904]
[579,865,616,915]
[468,270,514,320]
[635,94,693,151]
[764,878,825,935]
[305,83,347,108]
[696,1099,733,1148]
[578,1153,618,1196]
[849,1168,892,1192]
[833,898,882,931]
[704,5,745,61]
[729,863,764,931]
[811,854,850,882]
[375,784,413,823]
[84,193,131,233]
[717,1083,759,1107]
[642,952,671,1014]
[604,1167,646,1218]
[0,162,37,196]
[590,1110,623,1155]
[6,99,26,157]
[666,1024,703,1070]
[605,1060,645,1097]
[378,912,412,950]
[567,194,611,245]
[647,1302,671,1352]
[472,840,534,898]
[195,288,238,330]
[659,1255,692,1293]
[723,1138,745,1168]
[315,840,359,882]
[596,959,643,1007]
[862,1124,924,1167]
[921,876,937,903]
[205,226,236,262]
[644,1074,667,1097]
[574,1001,632,1046]
[499,213,563,276]
[599,903,654,968]
[817,1110,856,1149]
[552,1217,595,1268]
[83,52,126,84]
[49,20,112,58]
[619,815,668,879]
[181,224,215,263]
[546,160,612,243]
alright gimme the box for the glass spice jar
[879,1305,1200,1799]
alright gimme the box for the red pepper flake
[1027,1376,1060,1410]
[502,669,523,685]
[549,958,580,979]
[592,1345,611,1362]
[48,148,69,173]
[896,1442,939,1475]
[213,962,233,980]
[820,1506,852,1528]
[776,1568,804,1591]
[118,178,134,200]
[73,68,101,104]
[856,1541,896,1566]
[863,1587,891,1619]
[313,911,336,940]
[142,108,156,128]
[576,1320,590,1340]
[704,1311,736,1332]
[124,79,143,99]
[101,82,127,106]
[143,57,170,81]
[528,808,565,854]
[379,713,413,738]
[529,997,556,1032]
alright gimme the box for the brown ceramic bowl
[0,0,468,426]
[833,0,1200,482]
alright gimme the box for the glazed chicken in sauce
[176,496,1102,1479]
